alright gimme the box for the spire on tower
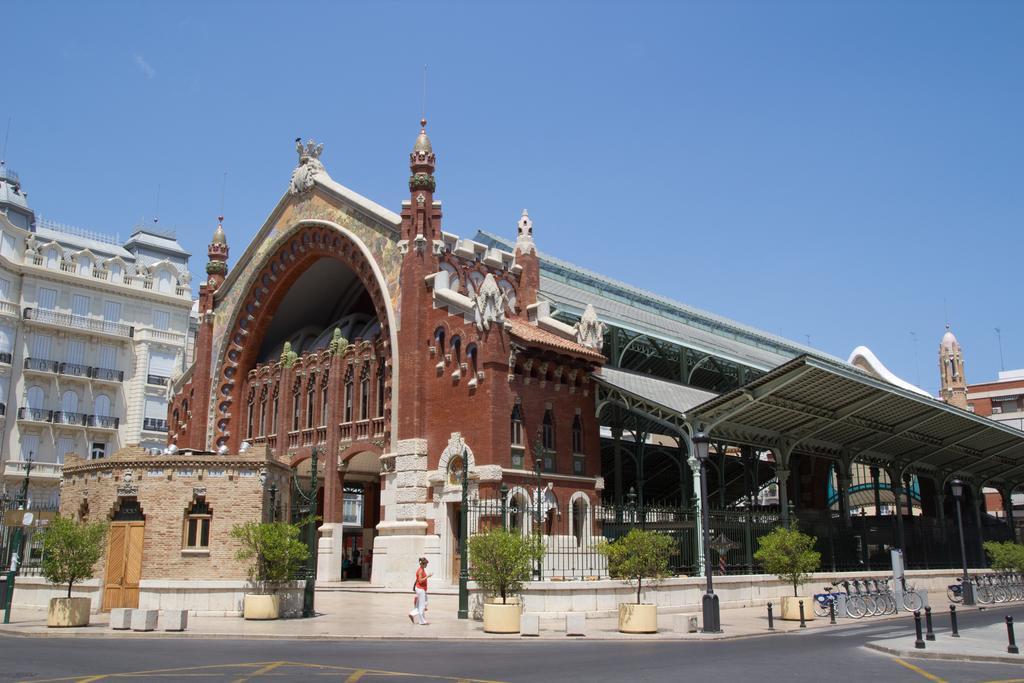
[206,216,229,288]
[409,119,436,192]
[938,324,968,409]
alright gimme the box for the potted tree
[754,525,821,621]
[599,528,674,633]
[38,516,108,627]
[231,520,309,620]
[468,528,544,633]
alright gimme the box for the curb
[865,642,1024,665]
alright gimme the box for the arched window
[258,385,268,436]
[321,376,329,427]
[109,261,123,280]
[61,389,79,414]
[156,269,173,294]
[183,497,212,550]
[292,378,302,431]
[306,374,316,429]
[447,454,464,486]
[498,280,517,314]
[359,368,370,421]
[344,368,354,422]
[76,254,91,275]
[433,327,446,356]
[27,385,44,411]
[572,414,583,453]
[246,390,255,439]
[271,385,279,434]
[508,491,528,534]
[450,336,462,367]
[571,495,588,547]
[510,404,523,446]
[542,409,555,471]
[94,394,111,417]
[466,343,478,378]
[376,362,386,418]
[173,408,181,431]
[45,247,59,269]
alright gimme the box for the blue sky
[4,0,1022,395]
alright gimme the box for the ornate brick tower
[206,217,229,289]
[939,324,968,409]
[189,219,229,449]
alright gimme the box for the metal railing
[90,366,124,382]
[143,417,168,432]
[0,351,11,365]
[58,362,90,377]
[23,308,134,338]
[17,407,51,422]
[87,414,119,429]
[1,498,60,577]
[51,411,86,426]
[146,374,169,387]
[23,357,59,373]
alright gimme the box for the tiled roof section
[506,318,605,362]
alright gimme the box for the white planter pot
[618,603,657,633]
[243,593,280,620]
[483,602,521,633]
[47,597,91,628]
[781,595,815,621]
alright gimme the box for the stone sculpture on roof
[472,272,506,332]
[289,138,326,195]
[575,303,606,350]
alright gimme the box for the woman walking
[408,557,431,625]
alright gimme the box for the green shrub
[984,541,1024,572]
[599,528,675,604]
[230,520,309,588]
[39,517,108,599]
[468,528,544,604]
[754,525,821,597]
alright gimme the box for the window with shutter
[67,339,86,366]
[103,300,121,322]
[21,434,40,461]
[56,437,75,464]
[38,288,57,311]
[152,309,171,331]
[72,294,90,317]
[0,277,10,299]
[99,345,117,370]
[31,334,52,360]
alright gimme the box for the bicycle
[839,580,867,619]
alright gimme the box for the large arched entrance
[214,221,396,455]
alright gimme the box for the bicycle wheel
[994,586,1009,603]
[976,585,994,604]
[813,598,829,618]
[902,591,923,611]
[947,587,962,603]
[883,593,898,615]
[845,595,867,619]
[862,595,879,617]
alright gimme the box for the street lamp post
[3,452,33,624]
[950,480,975,606]
[292,446,320,618]
[692,432,721,633]
[458,443,470,620]
[533,430,544,581]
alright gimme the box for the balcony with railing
[142,417,168,432]
[90,366,124,383]
[23,308,134,339]
[59,362,90,378]
[146,374,169,387]
[135,327,187,345]
[17,407,51,422]
[0,300,18,318]
[86,414,119,430]
[24,357,59,374]
[51,411,87,427]
[0,402,6,418]
[0,351,11,365]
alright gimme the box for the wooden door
[450,503,461,583]
[102,521,144,610]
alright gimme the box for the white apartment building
[0,162,195,504]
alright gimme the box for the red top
[415,567,428,590]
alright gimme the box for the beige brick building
[20,445,295,615]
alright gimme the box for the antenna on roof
[153,184,161,224]
[1,116,10,165]
[996,327,1005,371]
[910,331,921,387]
[804,334,811,347]
[943,297,949,327]
[421,64,428,122]
[219,171,228,218]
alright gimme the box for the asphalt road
[2,606,1024,682]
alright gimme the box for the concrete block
[520,613,540,637]
[162,609,188,631]
[565,612,587,636]
[109,608,132,630]
[672,613,699,633]
[131,609,159,632]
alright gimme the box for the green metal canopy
[687,355,1024,489]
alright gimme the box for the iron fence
[0,498,59,577]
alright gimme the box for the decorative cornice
[408,173,436,192]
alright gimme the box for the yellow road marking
[893,658,947,683]
[979,679,1024,683]
[232,661,287,682]
[344,671,369,683]
[28,662,282,683]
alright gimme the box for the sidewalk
[0,591,924,641]
[866,620,1024,664]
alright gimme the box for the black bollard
[925,606,935,641]
[950,604,960,638]
[1007,616,1020,655]
[829,598,836,625]
[799,600,807,629]
[767,602,774,631]
[914,610,926,650]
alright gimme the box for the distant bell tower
[939,324,968,409]
[206,217,229,290]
